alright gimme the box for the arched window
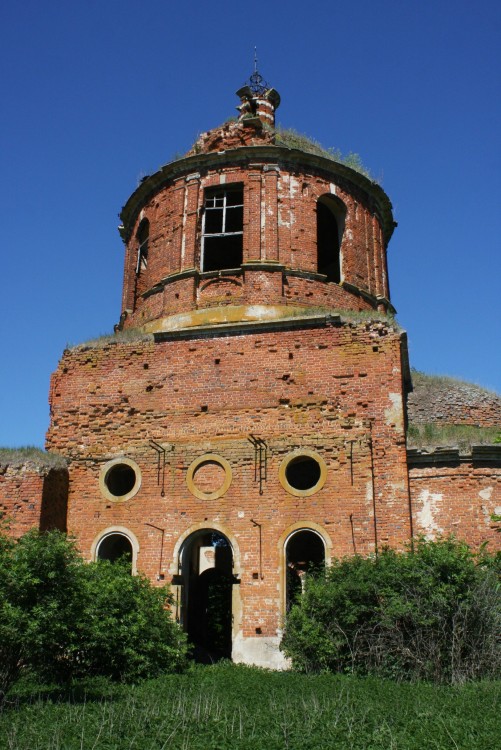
[316,195,344,283]
[202,186,243,272]
[96,533,133,569]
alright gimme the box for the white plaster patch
[366,480,373,504]
[417,489,444,539]
[289,176,300,198]
[232,633,289,670]
[479,487,493,502]
[385,393,403,431]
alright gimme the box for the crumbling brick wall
[0,457,68,538]
[46,317,411,648]
[408,375,501,427]
[408,448,501,550]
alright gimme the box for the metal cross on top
[245,47,269,95]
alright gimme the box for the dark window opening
[285,456,321,491]
[105,464,136,497]
[136,219,149,274]
[97,534,133,566]
[317,200,341,282]
[286,530,325,610]
[202,187,243,272]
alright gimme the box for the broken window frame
[201,185,244,272]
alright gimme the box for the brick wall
[0,460,68,538]
[408,376,501,427]
[46,317,411,651]
[119,150,393,330]
[408,448,501,550]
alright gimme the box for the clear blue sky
[1,0,500,448]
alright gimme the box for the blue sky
[1,0,500,448]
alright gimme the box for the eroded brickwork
[409,452,501,549]
[46,317,411,656]
[0,461,68,538]
[3,77,499,667]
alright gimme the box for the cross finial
[254,46,258,74]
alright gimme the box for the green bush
[281,538,501,683]
[0,530,187,702]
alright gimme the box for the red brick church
[2,71,500,667]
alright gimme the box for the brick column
[263,165,279,262]
[182,173,200,270]
[246,170,262,261]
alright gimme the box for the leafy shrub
[281,538,501,683]
[0,530,187,702]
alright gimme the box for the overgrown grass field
[1,664,499,750]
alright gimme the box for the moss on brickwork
[69,328,154,350]
[0,447,67,470]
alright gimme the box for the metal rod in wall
[144,522,165,579]
[149,440,166,497]
[349,513,357,554]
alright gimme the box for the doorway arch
[284,528,326,611]
[178,528,236,661]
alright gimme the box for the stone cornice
[407,445,501,467]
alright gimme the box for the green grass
[0,447,67,470]
[407,423,500,452]
[274,127,375,181]
[1,664,499,750]
[68,328,154,350]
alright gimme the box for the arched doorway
[96,532,133,571]
[285,529,325,611]
[179,529,235,661]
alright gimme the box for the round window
[186,454,232,501]
[99,458,141,502]
[279,450,327,497]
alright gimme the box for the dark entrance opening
[180,530,234,662]
[97,533,133,571]
[285,530,325,611]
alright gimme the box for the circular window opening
[286,457,321,491]
[279,450,327,497]
[99,458,141,502]
[105,464,136,497]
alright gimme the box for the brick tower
[46,70,413,667]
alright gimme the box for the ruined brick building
[1,72,500,666]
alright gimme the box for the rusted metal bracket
[149,440,166,497]
[248,434,267,495]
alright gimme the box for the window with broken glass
[202,186,243,272]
